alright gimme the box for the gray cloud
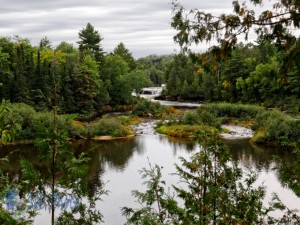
[0,0,234,58]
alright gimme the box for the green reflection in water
[0,136,299,224]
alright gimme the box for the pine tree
[112,42,136,70]
[78,23,105,63]
[14,43,32,105]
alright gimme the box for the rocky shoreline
[220,125,254,140]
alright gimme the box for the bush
[181,111,200,125]
[91,116,132,137]
[132,99,165,117]
[68,121,89,138]
[252,110,300,146]
[181,111,221,129]
[2,103,36,140]
[198,103,265,120]
[2,103,76,140]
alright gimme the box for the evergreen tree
[39,36,52,49]
[123,134,300,224]
[112,42,136,70]
[165,54,195,99]
[78,23,105,63]
[14,43,32,105]
[0,47,11,100]
[72,55,103,113]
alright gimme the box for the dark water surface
[1,135,300,224]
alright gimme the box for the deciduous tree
[171,0,300,54]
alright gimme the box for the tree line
[1,22,300,115]
[0,23,153,115]
[169,0,300,111]
[164,40,300,111]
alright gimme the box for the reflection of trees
[274,150,300,198]
[224,139,300,198]
[99,138,143,171]
[0,141,105,224]
[224,139,294,172]
[0,137,143,197]
[158,135,197,155]
[0,145,48,178]
[72,137,143,172]
[70,138,144,198]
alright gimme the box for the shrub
[3,103,36,140]
[181,111,200,125]
[198,103,265,120]
[132,99,165,117]
[68,121,89,138]
[180,111,221,129]
[252,110,300,146]
[91,116,131,137]
[30,112,73,140]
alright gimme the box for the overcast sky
[0,0,237,58]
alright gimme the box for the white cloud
[0,0,244,58]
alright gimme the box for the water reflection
[224,139,295,172]
[0,145,47,178]
[158,135,197,155]
[0,135,299,224]
[72,138,145,172]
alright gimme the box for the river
[1,128,300,224]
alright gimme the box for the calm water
[1,134,300,224]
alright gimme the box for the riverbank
[150,103,300,148]
[2,101,299,147]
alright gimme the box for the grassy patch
[156,124,219,138]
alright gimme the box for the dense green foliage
[158,42,300,111]
[156,103,300,147]
[0,102,136,140]
[0,24,150,115]
[169,0,300,110]
[91,115,134,137]
[0,23,300,112]
[198,103,265,122]
[123,135,300,224]
[252,110,300,146]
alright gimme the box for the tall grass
[252,110,300,146]
[180,111,221,129]
[198,103,265,120]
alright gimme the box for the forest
[0,0,300,224]
[0,22,300,115]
